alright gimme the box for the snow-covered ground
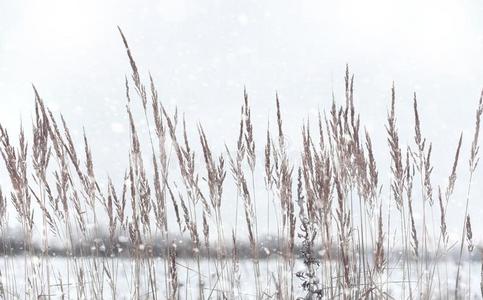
[1,257,481,299]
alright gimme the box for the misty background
[0,0,482,244]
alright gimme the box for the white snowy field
[0,257,481,299]
[0,1,483,300]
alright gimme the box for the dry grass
[0,29,481,300]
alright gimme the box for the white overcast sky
[0,0,482,238]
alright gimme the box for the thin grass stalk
[455,90,483,299]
